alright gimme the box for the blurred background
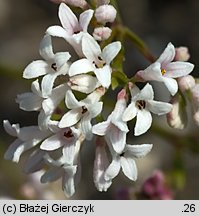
[0,0,199,199]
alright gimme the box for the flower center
[63,129,74,138]
[51,63,57,71]
[161,68,166,75]
[81,106,88,114]
[93,56,106,68]
[136,100,146,110]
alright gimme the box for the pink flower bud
[177,75,195,92]
[174,46,190,61]
[95,5,117,24]
[49,0,88,9]
[93,27,112,41]
[167,95,187,129]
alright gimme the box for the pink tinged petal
[123,102,138,122]
[125,144,153,158]
[23,60,49,79]
[104,157,121,181]
[137,83,154,101]
[54,52,71,70]
[94,65,111,88]
[163,77,178,96]
[82,34,101,62]
[147,100,172,115]
[135,110,152,136]
[39,34,54,61]
[157,42,175,66]
[41,167,63,183]
[46,25,69,39]
[137,62,162,81]
[120,157,137,181]
[81,115,93,140]
[109,125,126,154]
[79,9,94,32]
[164,62,194,78]
[65,89,83,109]
[16,93,42,111]
[41,73,58,97]
[62,141,77,165]
[3,120,20,137]
[92,120,110,136]
[68,58,94,76]
[59,109,82,128]
[62,165,77,197]
[40,134,64,151]
[59,3,79,35]
[102,41,121,65]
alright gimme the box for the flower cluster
[4,1,195,198]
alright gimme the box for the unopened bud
[49,0,88,9]
[177,75,195,92]
[167,95,187,129]
[93,27,112,41]
[174,47,190,61]
[95,5,117,24]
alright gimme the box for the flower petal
[59,3,79,35]
[92,120,110,136]
[109,125,126,154]
[94,65,111,88]
[39,34,54,61]
[31,79,42,97]
[38,110,51,131]
[122,102,137,122]
[3,120,20,137]
[65,89,83,109]
[79,9,94,32]
[125,144,153,158]
[54,52,71,70]
[163,77,178,96]
[137,83,154,101]
[81,115,93,140]
[46,25,69,39]
[121,157,137,181]
[41,167,63,183]
[41,73,58,97]
[102,41,121,64]
[147,100,172,115]
[40,134,64,151]
[23,60,49,79]
[87,101,103,118]
[59,109,82,128]
[68,58,94,76]
[104,157,120,181]
[157,42,175,66]
[82,34,101,62]
[165,62,194,78]
[62,141,77,165]
[135,110,152,136]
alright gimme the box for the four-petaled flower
[123,83,172,136]
[69,33,121,88]
[136,42,194,96]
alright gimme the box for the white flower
[136,42,194,96]
[46,3,93,57]
[95,5,117,24]
[93,137,112,192]
[59,88,104,140]
[123,83,172,136]
[68,74,100,94]
[92,89,129,154]
[105,143,153,182]
[41,140,81,197]
[40,121,82,165]
[16,80,68,130]
[3,120,50,163]
[23,34,70,97]
[69,33,121,88]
